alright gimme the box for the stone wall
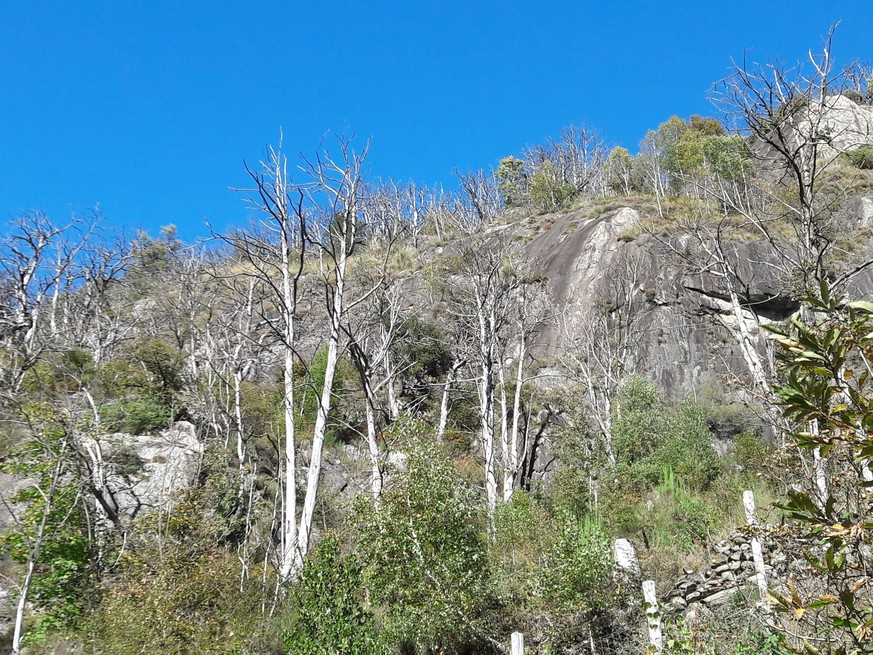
[663,529,787,613]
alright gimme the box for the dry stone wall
[663,529,787,613]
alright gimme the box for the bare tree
[456,169,503,230]
[671,30,873,508]
[230,142,307,580]
[710,26,873,297]
[295,137,391,571]
[563,254,650,464]
[0,214,96,394]
[524,125,608,197]
[343,278,408,501]
[442,238,546,533]
[497,270,548,502]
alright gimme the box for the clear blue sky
[1,1,869,241]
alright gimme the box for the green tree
[606,146,635,195]
[0,405,95,650]
[701,134,753,181]
[495,156,527,208]
[767,286,873,653]
[529,160,575,212]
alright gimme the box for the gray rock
[701,588,740,606]
[86,421,204,518]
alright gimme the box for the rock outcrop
[750,94,873,174]
[83,421,204,519]
[523,202,873,398]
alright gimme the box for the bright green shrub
[539,512,613,612]
[99,397,171,434]
[613,378,720,492]
[353,439,494,653]
[0,483,93,640]
[702,134,753,181]
[284,535,383,655]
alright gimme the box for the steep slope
[523,202,873,397]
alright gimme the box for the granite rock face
[82,420,204,519]
[524,204,873,398]
[749,94,873,174]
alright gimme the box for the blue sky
[1,1,870,241]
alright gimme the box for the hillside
[2,45,873,655]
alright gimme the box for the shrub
[284,535,383,655]
[100,397,171,434]
[844,145,873,169]
[353,439,495,653]
[86,546,264,655]
[0,482,93,641]
[612,378,720,492]
[539,512,614,612]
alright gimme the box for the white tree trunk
[363,383,382,501]
[437,359,463,441]
[498,360,510,500]
[726,287,770,395]
[12,560,36,655]
[743,490,769,603]
[296,252,347,574]
[504,335,526,502]
[278,231,298,581]
[478,303,498,538]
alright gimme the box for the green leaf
[848,300,873,314]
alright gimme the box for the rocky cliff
[521,201,873,398]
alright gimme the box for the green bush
[539,512,614,612]
[285,535,382,655]
[353,438,495,653]
[0,483,93,641]
[844,145,873,169]
[86,547,264,655]
[613,378,720,492]
[100,397,171,434]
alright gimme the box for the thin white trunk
[743,490,769,603]
[498,360,510,500]
[726,287,770,395]
[296,248,347,574]
[234,368,245,466]
[13,449,67,654]
[364,396,381,501]
[479,306,498,538]
[813,444,828,510]
[278,226,298,581]
[385,352,400,421]
[504,335,526,501]
[437,359,463,441]
[12,560,36,654]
